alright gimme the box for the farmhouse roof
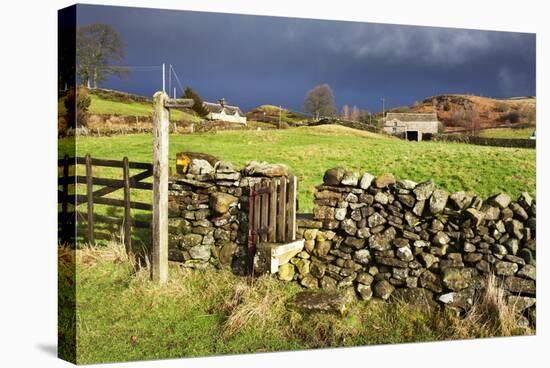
[385,112,438,122]
[204,101,245,117]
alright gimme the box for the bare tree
[350,105,361,121]
[465,107,480,135]
[304,84,336,120]
[341,104,350,120]
[77,23,127,88]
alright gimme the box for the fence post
[123,157,132,254]
[151,92,170,284]
[85,154,94,245]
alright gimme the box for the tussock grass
[440,275,533,338]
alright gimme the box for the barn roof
[204,101,245,117]
[385,112,438,122]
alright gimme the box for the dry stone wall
[167,159,536,324]
[286,167,536,323]
[168,159,291,275]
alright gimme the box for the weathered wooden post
[151,91,193,283]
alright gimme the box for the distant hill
[246,105,309,126]
[382,94,536,133]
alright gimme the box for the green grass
[60,243,531,364]
[89,95,201,122]
[478,127,535,139]
[67,124,535,210]
[59,124,535,246]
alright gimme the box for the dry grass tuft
[220,276,298,339]
[444,274,533,338]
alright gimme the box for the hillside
[246,104,309,126]
[384,94,536,133]
[87,88,201,122]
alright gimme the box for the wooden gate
[58,153,153,253]
[247,175,297,273]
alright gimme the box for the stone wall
[168,159,291,275]
[167,160,536,324]
[284,168,536,323]
[433,133,536,149]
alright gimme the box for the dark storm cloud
[76,4,536,112]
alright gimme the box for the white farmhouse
[383,112,439,141]
[204,98,247,124]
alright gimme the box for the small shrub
[495,101,509,113]
[278,121,289,129]
[504,110,520,124]
[64,86,91,128]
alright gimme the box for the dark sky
[75,4,536,113]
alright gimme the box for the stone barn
[204,98,247,124]
[383,112,439,141]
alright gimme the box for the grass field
[88,95,201,122]
[60,124,535,245]
[59,126,535,363]
[60,243,531,364]
[477,127,535,139]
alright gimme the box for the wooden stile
[247,175,298,273]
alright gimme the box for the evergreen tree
[183,87,209,117]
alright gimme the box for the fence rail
[58,154,153,252]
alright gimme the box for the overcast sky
[75,4,536,113]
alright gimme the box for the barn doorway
[406,131,419,141]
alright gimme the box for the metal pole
[168,64,172,97]
[162,63,165,93]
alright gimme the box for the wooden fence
[247,176,297,273]
[58,154,153,252]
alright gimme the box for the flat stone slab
[254,240,305,274]
[286,291,350,316]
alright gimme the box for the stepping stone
[286,291,350,316]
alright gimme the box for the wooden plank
[76,156,152,170]
[164,97,194,108]
[260,180,269,243]
[85,154,94,245]
[253,182,261,241]
[268,179,277,242]
[247,183,256,275]
[90,168,153,199]
[286,175,297,241]
[75,195,152,210]
[75,176,153,191]
[58,175,76,186]
[277,178,287,242]
[58,157,75,167]
[123,157,132,254]
[151,91,169,283]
